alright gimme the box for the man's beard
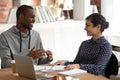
[23,24,32,30]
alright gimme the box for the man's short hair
[16,5,33,20]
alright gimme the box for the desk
[0,68,109,80]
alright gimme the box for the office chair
[105,53,119,78]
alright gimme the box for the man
[0,5,53,68]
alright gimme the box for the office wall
[1,20,117,63]
[0,20,89,62]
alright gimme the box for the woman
[54,13,112,76]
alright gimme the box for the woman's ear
[96,24,101,32]
[97,24,101,29]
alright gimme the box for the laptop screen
[14,54,36,79]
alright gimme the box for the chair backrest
[0,57,1,69]
[105,53,119,78]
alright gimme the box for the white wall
[113,0,120,33]
[28,20,89,62]
[0,20,89,62]
[0,20,120,63]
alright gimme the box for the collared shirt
[65,36,112,76]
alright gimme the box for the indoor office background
[0,0,120,72]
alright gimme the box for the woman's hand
[64,64,80,70]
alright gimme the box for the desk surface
[0,68,109,80]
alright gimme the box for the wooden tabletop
[0,68,109,80]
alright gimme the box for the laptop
[13,54,54,80]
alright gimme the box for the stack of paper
[34,65,65,72]
[58,68,87,76]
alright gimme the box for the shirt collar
[90,36,105,44]
[11,26,30,38]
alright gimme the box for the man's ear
[19,14,24,20]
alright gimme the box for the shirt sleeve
[36,33,53,64]
[0,34,12,68]
[37,57,52,64]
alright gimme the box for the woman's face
[84,20,100,36]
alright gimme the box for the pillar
[101,0,113,20]
[73,0,92,20]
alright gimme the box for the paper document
[58,68,87,76]
[34,65,65,72]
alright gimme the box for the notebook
[34,65,65,72]
[58,68,87,76]
[13,54,54,80]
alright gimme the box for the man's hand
[27,47,46,59]
[54,60,65,65]
[46,50,53,61]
